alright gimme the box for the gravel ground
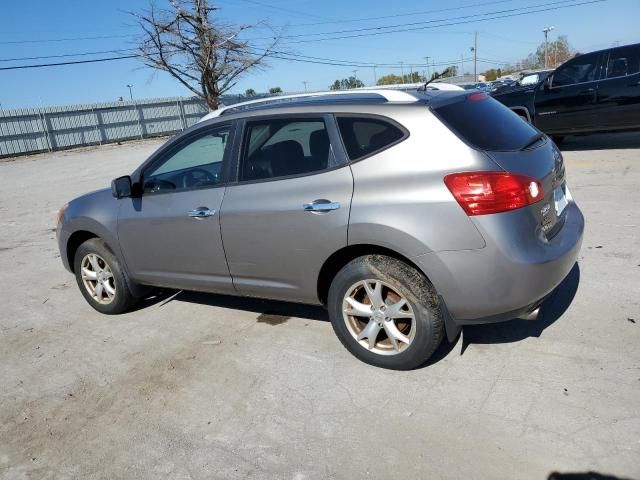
[1,133,639,480]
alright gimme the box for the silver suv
[56,89,584,370]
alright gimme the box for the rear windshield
[432,93,539,151]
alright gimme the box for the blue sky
[0,0,638,109]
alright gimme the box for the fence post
[91,107,103,145]
[38,110,53,152]
[132,102,144,139]
[177,98,187,130]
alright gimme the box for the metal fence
[0,96,211,158]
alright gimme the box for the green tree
[269,86,283,94]
[245,88,256,96]
[328,76,364,90]
[376,74,403,85]
[377,72,425,85]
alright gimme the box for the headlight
[55,204,69,226]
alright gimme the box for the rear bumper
[413,200,584,323]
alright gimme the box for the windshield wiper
[521,132,545,150]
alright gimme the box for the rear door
[594,44,640,131]
[534,51,605,133]
[220,114,353,304]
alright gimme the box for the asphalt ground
[1,132,639,479]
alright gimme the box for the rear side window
[606,46,640,78]
[239,118,332,181]
[337,117,405,161]
[433,93,539,151]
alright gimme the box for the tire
[73,238,138,314]
[327,255,444,370]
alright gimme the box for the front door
[118,124,235,293]
[535,51,605,133]
[594,45,640,131]
[220,115,353,304]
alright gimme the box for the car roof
[198,89,424,122]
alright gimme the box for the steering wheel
[182,168,217,189]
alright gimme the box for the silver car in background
[56,89,584,369]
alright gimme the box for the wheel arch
[66,230,99,273]
[317,244,461,343]
[510,106,532,123]
[317,244,426,306]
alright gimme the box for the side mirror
[111,175,132,199]
[543,76,552,90]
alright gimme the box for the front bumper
[413,200,584,323]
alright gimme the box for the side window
[606,46,640,78]
[552,53,601,87]
[337,117,405,161]
[240,118,332,181]
[143,127,230,193]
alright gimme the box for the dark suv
[492,43,640,139]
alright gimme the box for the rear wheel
[327,255,444,370]
[73,238,137,314]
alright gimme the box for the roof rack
[199,89,419,122]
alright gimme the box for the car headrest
[270,140,305,177]
[309,129,330,160]
[611,58,628,77]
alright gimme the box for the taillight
[444,171,544,216]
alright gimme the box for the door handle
[188,207,216,219]
[303,200,341,213]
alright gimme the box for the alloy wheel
[342,280,415,355]
[80,253,116,305]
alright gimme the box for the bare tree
[133,0,281,110]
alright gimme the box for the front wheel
[327,255,444,370]
[73,238,137,314]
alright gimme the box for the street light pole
[126,84,134,101]
[543,26,555,68]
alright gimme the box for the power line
[0,46,470,71]
[280,0,607,44]
[0,54,139,71]
[0,48,138,63]
[276,0,608,43]
[289,0,514,27]
[0,34,134,45]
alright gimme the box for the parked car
[492,43,640,139]
[56,89,584,370]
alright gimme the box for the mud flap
[439,295,461,343]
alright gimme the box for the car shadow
[459,263,581,354]
[132,263,579,367]
[559,131,640,151]
[548,472,634,480]
[135,288,331,322]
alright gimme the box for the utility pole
[373,65,377,86]
[542,26,555,68]
[461,54,465,80]
[302,81,308,92]
[352,70,358,88]
[424,56,430,80]
[399,61,404,81]
[126,84,134,101]
[472,32,478,81]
